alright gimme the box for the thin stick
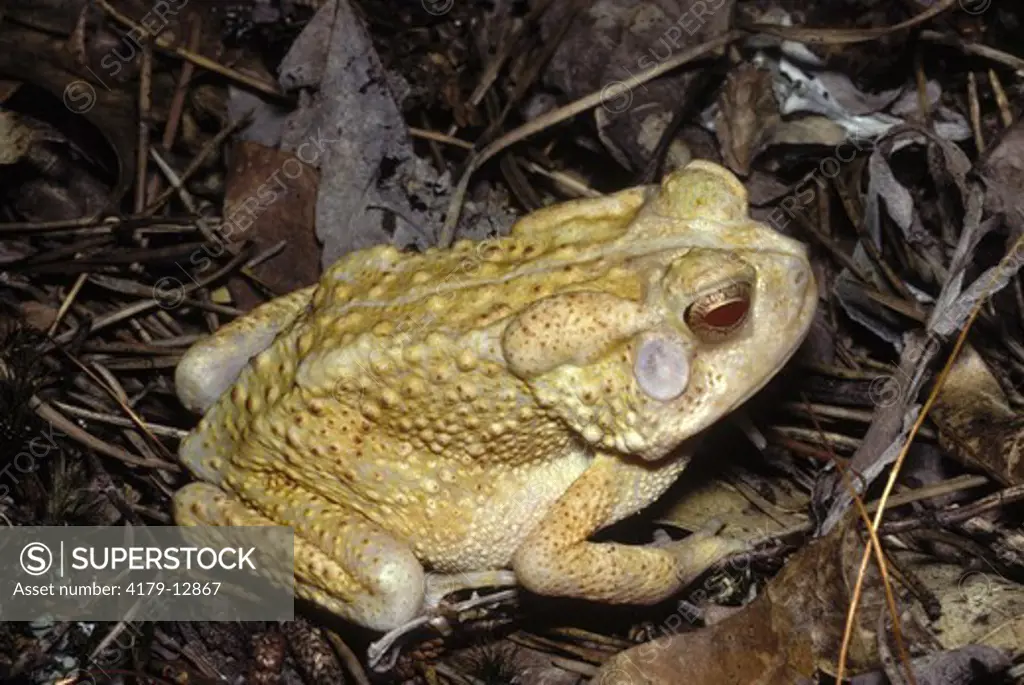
[135,43,153,214]
[986,69,1014,128]
[803,395,918,685]
[748,0,958,45]
[835,230,1024,681]
[142,116,249,217]
[967,71,984,153]
[95,0,286,100]
[438,31,742,246]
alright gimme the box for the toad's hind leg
[174,480,425,631]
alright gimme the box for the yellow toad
[173,160,817,631]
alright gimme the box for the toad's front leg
[175,285,315,414]
[511,453,742,604]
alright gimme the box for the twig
[31,397,176,470]
[835,229,1024,681]
[52,245,253,345]
[747,0,958,44]
[95,0,287,100]
[408,127,474,150]
[986,69,1014,128]
[802,396,918,685]
[136,42,153,214]
[48,273,88,337]
[147,13,202,204]
[967,71,984,153]
[881,483,1024,534]
[919,29,1024,74]
[325,630,372,685]
[438,30,742,245]
[143,116,250,218]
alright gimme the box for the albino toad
[173,160,817,631]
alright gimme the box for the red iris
[685,285,752,342]
[702,299,749,330]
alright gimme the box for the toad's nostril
[791,266,809,289]
[634,334,691,402]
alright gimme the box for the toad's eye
[684,282,752,342]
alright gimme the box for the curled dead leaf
[592,516,921,684]
[0,28,136,215]
[930,345,1024,486]
[715,63,778,175]
[0,110,38,164]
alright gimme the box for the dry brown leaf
[592,517,920,684]
[930,345,1024,486]
[0,110,38,164]
[0,30,136,213]
[981,117,1024,237]
[18,301,60,332]
[765,116,850,149]
[541,0,737,173]
[277,0,440,266]
[901,552,1024,659]
[221,140,322,310]
[715,63,778,175]
[655,468,809,540]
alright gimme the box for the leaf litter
[0,0,1023,683]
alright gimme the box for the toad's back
[175,186,666,563]
[306,185,654,339]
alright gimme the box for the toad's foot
[367,571,519,672]
[422,570,518,612]
[654,520,748,587]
